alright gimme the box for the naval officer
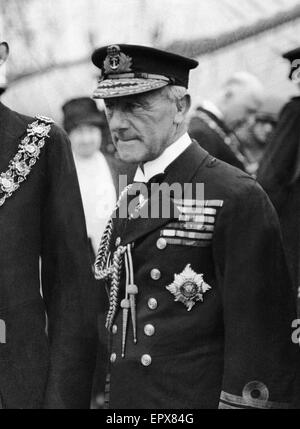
[92,44,298,409]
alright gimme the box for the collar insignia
[103,45,133,74]
[166,264,211,311]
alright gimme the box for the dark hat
[282,47,300,80]
[62,97,106,133]
[91,44,198,99]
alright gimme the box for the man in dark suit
[257,47,300,315]
[0,42,98,408]
[189,72,264,171]
[92,44,298,409]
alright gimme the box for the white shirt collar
[202,100,224,120]
[134,133,192,183]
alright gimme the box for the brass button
[148,298,158,310]
[110,353,117,363]
[141,354,152,367]
[115,237,121,247]
[112,325,118,335]
[144,324,155,337]
[150,268,161,281]
[156,237,167,250]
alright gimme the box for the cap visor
[93,78,168,99]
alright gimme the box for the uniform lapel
[120,141,210,245]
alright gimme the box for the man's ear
[0,42,9,67]
[174,94,191,124]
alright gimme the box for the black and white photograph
[0,0,300,413]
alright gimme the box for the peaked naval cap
[92,44,199,98]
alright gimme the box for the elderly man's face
[104,89,176,163]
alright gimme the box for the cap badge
[104,45,133,74]
[291,59,300,83]
[166,264,211,311]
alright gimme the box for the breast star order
[166,264,211,311]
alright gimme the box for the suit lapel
[120,141,210,245]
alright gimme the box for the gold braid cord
[94,217,114,280]
[105,245,127,330]
[94,184,134,330]
[94,184,133,280]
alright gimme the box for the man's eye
[128,102,143,110]
[105,105,113,116]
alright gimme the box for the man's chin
[117,153,134,163]
[117,152,140,163]
[116,141,144,163]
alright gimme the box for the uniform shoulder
[13,110,71,151]
[196,156,266,203]
[12,110,35,126]
[11,109,63,138]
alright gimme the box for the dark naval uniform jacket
[189,107,245,171]
[96,138,298,409]
[0,102,98,408]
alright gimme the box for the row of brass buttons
[110,352,152,367]
[110,321,155,366]
[114,237,167,250]
[151,239,165,279]
[109,237,164,368]
[112,322,156,337]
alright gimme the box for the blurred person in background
[235,94,286,176]
[257,47,300,315]
[188,72,264,171]
[62,97,117,255]
[0,42,98,409]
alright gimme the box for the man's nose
[109,108,129,131]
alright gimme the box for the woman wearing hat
[62,97,117,256]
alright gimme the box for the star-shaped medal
[166,264,211,311]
